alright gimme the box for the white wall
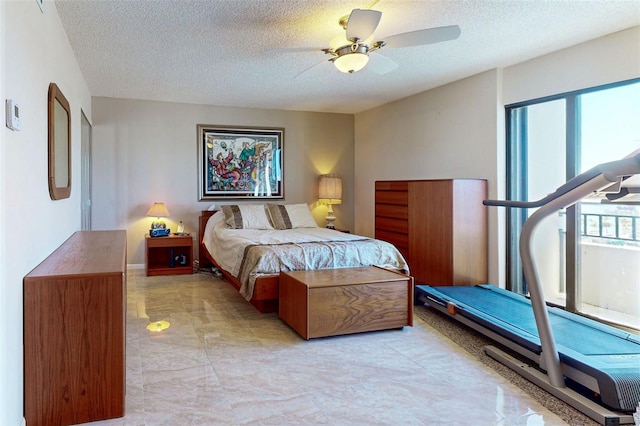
[503,27,640,105]
[0,1,91,425]
[91,98,354,265]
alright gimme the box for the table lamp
[146,202,171,236]
[318,174,342,229]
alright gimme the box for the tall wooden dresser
[375,179,487,286]
[24,230,127,426]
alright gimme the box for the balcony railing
[581,213,640,244]
[579,212,640,329]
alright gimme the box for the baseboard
[22,417,26,426]
[127,263,144,270]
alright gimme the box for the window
[505,79,640,329]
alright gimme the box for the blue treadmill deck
[416,284,640,411]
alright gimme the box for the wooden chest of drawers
[375,179,487,286]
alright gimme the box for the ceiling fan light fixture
[334,52,369,73]
[332,43,369,73]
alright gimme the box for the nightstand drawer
[146,236,191,247]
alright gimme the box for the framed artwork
[197,125,284,200]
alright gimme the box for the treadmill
[416,152,640,426]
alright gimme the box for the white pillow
[220,204,273,229]
[266,203,318,229]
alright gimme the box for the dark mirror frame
[48,83,71,200]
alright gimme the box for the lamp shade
[146,202,170,218]
[318,175,342,204]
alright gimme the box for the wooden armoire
[375,179,487,286]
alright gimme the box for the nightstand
[145,234,193,276]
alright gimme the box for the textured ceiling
[55,0,640,114]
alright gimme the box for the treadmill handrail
[483,152,640,389]
[484,154,640,208]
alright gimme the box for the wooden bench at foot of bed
[279,266,414,340]
[199,210,280,313]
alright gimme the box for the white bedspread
[202,211,409,300]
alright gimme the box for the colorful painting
[198,125,284,200]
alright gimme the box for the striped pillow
[265,204,293,229]
[266,203,318,229]
[220,205,273,229]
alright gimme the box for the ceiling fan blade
[367,52,398,75]
[265,47,325,54]
[382,25,461,49]
[346,9,382,42]
[294,58,330,80]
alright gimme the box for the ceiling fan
[267,8,461,77]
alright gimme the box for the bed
[198,204,409,313]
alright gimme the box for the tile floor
[81,269,569,425]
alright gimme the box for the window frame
[504,78,640,315]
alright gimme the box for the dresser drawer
[376,181,409,191]
[375,228,409,250]
[375,217,408,234]
[375,203,408,220]
[375,190,408,205]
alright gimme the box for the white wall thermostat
[6,99,21,131]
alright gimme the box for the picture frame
[197,125,284,200]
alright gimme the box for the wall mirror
[48,83,71,200]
